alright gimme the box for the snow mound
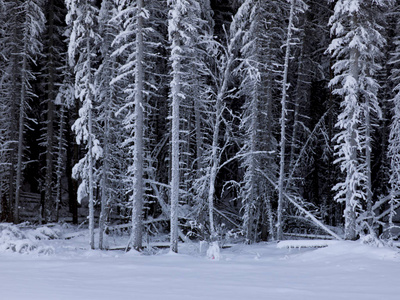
[277,239,338,249]
[125,249,142,257]
[277,239,400,262]
[295,240,400,263]
[0,223,56,255]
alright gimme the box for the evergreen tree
[111,0,148,251]
[388,1,400,237]
[40,0,66,222]
[96,0,126,250]
[328,0,389,239]
[232,0,284,243]
[168,0,210,252]
[66,0,101,249]
[0,0,46,223]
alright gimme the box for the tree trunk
[44,0,56,223]
[206,50,234,241]
[344,39,360,241]
[14,45,29,224]
[131,0,145,251]
[289,41,305,171]
[99,133,109,250]
[54,105,65,222]
[66,108,79,225]
[194,95,203,169]
[365,89,373,228]
[277,0,295,240]
[86,32,95,250]
[207,93,222,240]
[170,71,180,253]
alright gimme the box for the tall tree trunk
[99,120,109,250]
[277,0,295,240]
[344,41,360,241]
[88,110,95,250]
[345,128,358,240]
[207,92,222,240]
[170,72,180,253]
[54,105,65,222]
[44,0,56,223]
[168,0,186,254]
[131,0,145,251]
[66,107,79,225]
[194,95,203,169]
[14,47,28,224]
[207,50,233,241]
[86,33,95,250]
[289,42,305,171]
[365,90,373,228]
[170,56,180,253]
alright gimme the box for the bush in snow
[27,226,61,240]
[0,223,57,255]
[359,233,385,248]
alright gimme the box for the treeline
[0,0,400,251]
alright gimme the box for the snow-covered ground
[1,224,400,300]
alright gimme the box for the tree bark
[131,0,145,251]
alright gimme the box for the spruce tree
[328,0,389,239]
[66,0,101,249]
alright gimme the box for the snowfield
[1,225,400,300]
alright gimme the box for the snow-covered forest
[2,0,400,251]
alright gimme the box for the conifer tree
[328,0,389,239]
[232,0,284,243]
[111,0,148,251]
[112,0,171,250]
[168,0,209,252]
[96,0,124,250]
[388,1,400,237]
[41,0,66,222]
[66,0,101,249]
[7,0,46,223]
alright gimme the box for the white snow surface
[1,225,400,300]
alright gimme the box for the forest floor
[0,224,400,300]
